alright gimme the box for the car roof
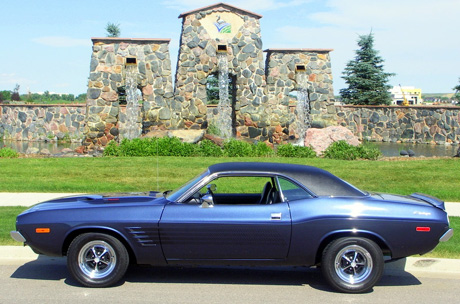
[208,162,366,197]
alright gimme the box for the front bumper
[440,228,454,242]
[10,231,26,243]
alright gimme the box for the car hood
[371,192,446,210]
[21,192,166,214]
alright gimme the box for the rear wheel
[321,237,384,293]
[67,233,129,287]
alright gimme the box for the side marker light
[416,227,431,232]
[36,228,50,233]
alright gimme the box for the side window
[277,177,313,201]
[187,176,280,205]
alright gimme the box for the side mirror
[207,184,217,192]
[200,193,214,208]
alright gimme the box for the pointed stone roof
[178,2,262,19]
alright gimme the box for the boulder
[167,130,204,144]
[304,126,360,155]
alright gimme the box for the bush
[276,143,316,158]
[322,140,381,160]
[223,139,254,157]
[199,139,223,157]
[0,147,19,158]
[252,141,274,157]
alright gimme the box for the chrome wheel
[322,237,384,293]
[334,245,373,285]
[78,240,117,279]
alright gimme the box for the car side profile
[11,162,453,293]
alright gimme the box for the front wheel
[321,237,384,293]
[67,233,129,287]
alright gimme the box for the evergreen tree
[453,77,460,105]
[340,33,395,105]
[106,22,121,37]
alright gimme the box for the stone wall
[333,105,460,144]
[0,104,86,141]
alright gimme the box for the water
[373,142,459,157]
[122,65,142,140]
[294,73,312,145]
[216,53,232,139]
[0,139,81,154]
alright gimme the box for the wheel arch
[62,227,137,264]
[315,230,392,265]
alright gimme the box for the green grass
[1,206,28,245]
[2,206,458,258]
[0,157,459,201]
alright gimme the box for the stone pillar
[264,49,334,142]
[83,38,173,150]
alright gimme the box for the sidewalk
[1,192,459,216]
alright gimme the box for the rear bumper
[440,228,453,242]
[10,231,26,243]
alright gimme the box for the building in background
[389,86,423,105]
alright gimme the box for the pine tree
[106,22,121,38]
[453,77,460,105]
[340,33,395,105]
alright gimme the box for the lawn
[0,157,459,201]
[1,156,459,258]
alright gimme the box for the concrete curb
[1,246,459,275]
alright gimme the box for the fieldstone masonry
[82,3,336,149]
[334,105,460,144]
[2,3,458,149]
[0,104,86,141]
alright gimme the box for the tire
[321,237,384,293]
[67,233,129,287]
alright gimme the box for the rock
[400,150,408,156]
[407,149,415,157]
[61,148,74,154]
[40,149,51,156]
[204,134,224,147]
[26,147,39,154]
[454,147,460,158]
[304,126,360,155]
[167,130,204,143]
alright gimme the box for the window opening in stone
[217,44,228,53]
[126,57,137,65]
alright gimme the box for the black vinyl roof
[208,162,366,197]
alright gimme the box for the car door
[159,176,292,261]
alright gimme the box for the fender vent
[125,227,159,247]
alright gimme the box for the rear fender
[315,229,393,264]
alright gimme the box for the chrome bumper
[439,228,453,242]
[10,231,26,243]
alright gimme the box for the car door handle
[271,213,282,220]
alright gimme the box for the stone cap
[264,48,334,53]
[91,37,171,44]
[178,2,262,19]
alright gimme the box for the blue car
[11,162,453,293]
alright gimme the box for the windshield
[165,169,209,202]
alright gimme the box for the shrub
[322,140,381,160]
[103,140,120,156]
[0,147,19,158]
[276,143,316,158]
[223,139,254,157]
[199,139,223,157]
[252,141,274,157]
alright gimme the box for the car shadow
[9,256,421,292]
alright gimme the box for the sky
[1,0,459,96]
